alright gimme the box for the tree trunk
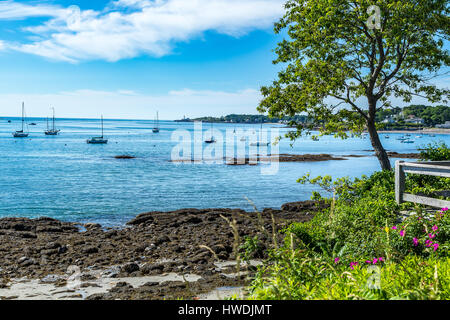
[367,119,392,170]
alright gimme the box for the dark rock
[82,246,99,254]
[155,235,170,246]
[121,263,139,274]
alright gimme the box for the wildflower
[413,238,419,246]
[334,257,340,264]
[433,243,439,251]
[442,207,448,211]
[432,225,438,232]
[425,240,433,248]
[400,230,405,237]
[365,260,371,264]
[378,257,384,262]
[392,226,398,230]
[350,262,358,270]
[384,227,390,233]
[373,258,378,264]
[429,233,436,239]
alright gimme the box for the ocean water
[1,117,448,226]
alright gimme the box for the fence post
[395,160,405,204]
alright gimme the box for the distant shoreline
[377,128,450,135]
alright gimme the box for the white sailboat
[152,111,160,133]
[13,102,29,138]
[204,122,216,144]
[250,118,270,147]
[45,107,60,135]
[87,116,108,144]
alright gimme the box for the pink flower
[378,257,384,262]
[334,257,340,264]
[432,225,438,232]
[373,258,378,264]
[413,238,419,246]
[433,243,439,251]
[429,233,436,239]
[442,207,448,211]
[392,226,398,230]
[365,260,371,264]
[350,262,358,270]
[425,240,433,248]
[400,230,405,237]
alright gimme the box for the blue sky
[0,0,447,120]
[0,0,286,119]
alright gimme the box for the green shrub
[249,250,450,300]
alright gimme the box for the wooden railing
[395,160,450,208]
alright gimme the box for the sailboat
[204,122,216,144]
[152,111,160,133]
[13,102,29,138]
[45,107,60,135]
[250,118,270,147]
[87,116,108,144]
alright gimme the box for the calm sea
[1,117,448,226]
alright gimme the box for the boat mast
[156,111,159,129]
[101,115,104,138]
[52,107,55,131]
[22,102,25,132]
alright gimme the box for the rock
[101,266,121,278]
[141,263,165,275]
[155,235,170,246]
[121,263,139,274]
[127,213,155,225]
[184,216,203,224]
[45,242,61,250]
[281,200,328,212]
[85,223,102,230]
[82,246,99,254]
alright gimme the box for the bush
[249,251,450,300]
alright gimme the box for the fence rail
[395,160,450,209]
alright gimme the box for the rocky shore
[0,201,326,300]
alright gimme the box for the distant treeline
[176,114,308,124]
[177,105,449,127]
[376,104,450,126]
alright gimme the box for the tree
[258,0,449,170]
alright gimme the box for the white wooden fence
[395,160,450,208]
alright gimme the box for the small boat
[13,102,29,138]
[7,120,11,123]
[45,107,60,136]
[429,134,436,137]
[402,139,415,144]
[29,123,37,126]
[205,138,216,144]
[152,111,160,133]
[250,118,270,147]
[204,122,216,144]
[87,116,108,144]
[384,135,389,139]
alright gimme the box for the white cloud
[0,88,263,119]
[1,0,285,62]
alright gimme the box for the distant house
[404,117,425,125]
[436,121,450,129]
[383,117,395,124]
